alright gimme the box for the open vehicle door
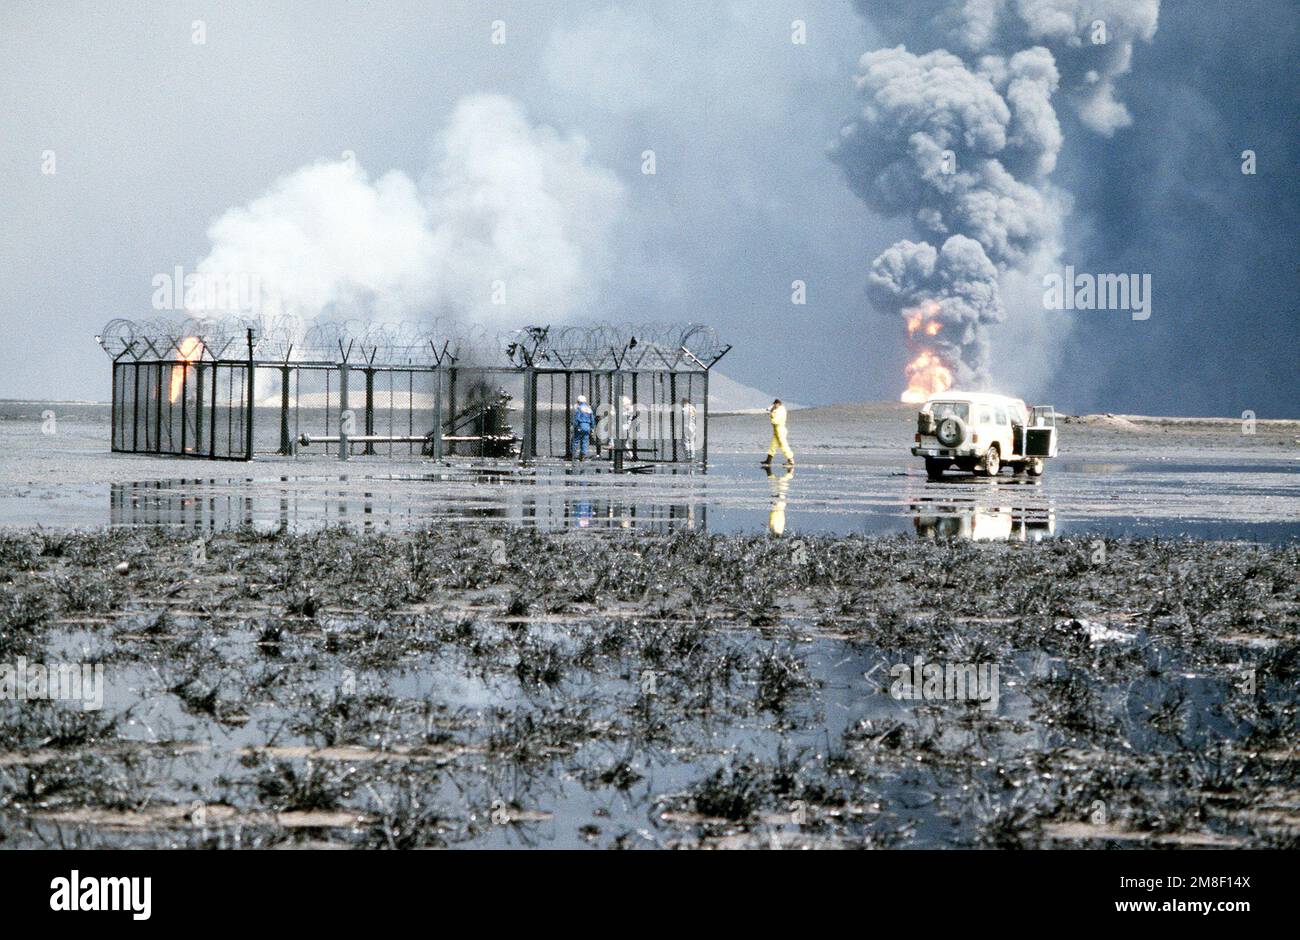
[1025,405,1058,458]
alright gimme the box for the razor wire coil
[99,316,723,371]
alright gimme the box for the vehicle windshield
[929,401,970,422]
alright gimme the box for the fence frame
[103,321,729,467]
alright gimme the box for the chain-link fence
[101,317,728,465]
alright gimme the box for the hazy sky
[1,1,1295,415]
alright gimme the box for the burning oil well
[834,2,1161,401]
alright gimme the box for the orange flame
[901,351,953,403]
[904,298,943,337]
[900,300,952,402]
[168,337,202,403]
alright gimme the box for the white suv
[912,391,1058,479]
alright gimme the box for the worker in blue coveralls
[572,394,596,460]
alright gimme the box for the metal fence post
[339,362,350,462]
[110,362,119,451]
[669,372,678,462]
[209,362,219,458]
[180,361,189,455]
[279,365,291,454]
[153,364,163,453]
[522,366,537,462]
[612,371,624,471]
[363,367,375,455]
[432,366,444,460]
[194,363,205,454]
[245,328,255,460]
[701,368,710,470]
[564,372,572,460]
[132,364,141,452]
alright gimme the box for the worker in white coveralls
[680,397,697,459]
[572,394,595,460]
[619,395,636,445]
[761,399,794,467]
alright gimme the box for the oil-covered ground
[1,527,1295,849]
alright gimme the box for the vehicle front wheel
[979,445,1001,477]
[1026,458,1044,477]
[924,458,951,480]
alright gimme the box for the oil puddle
[0,451,1294,542]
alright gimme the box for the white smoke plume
[834,1,1159,397]
[188,94,624,331]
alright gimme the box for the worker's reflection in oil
[764,464,795,535]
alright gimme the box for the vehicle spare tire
[935,416,965,448]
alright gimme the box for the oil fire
[168,337,202,403]
[900,300,952,403]
[901,351,953,403]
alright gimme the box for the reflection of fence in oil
[111,479,258,530]
[109,478,706,534]
[523,489,705,533]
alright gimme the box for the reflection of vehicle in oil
[912,391,1057,479]
[911,500,1056,541]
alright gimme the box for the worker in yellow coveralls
[760,399,794,467]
